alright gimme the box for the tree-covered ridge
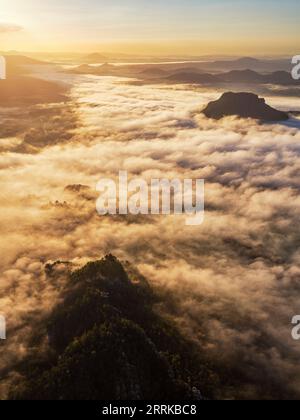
[10,255,216,400]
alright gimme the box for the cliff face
[10,255,214,400]
[202,92,289,121]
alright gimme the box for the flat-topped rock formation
[202,92,289,121]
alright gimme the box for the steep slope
[0,77,67,106]
[202,92,289,121]
[222,70,299,85]
[10,255,215,400]
[165,72,222,84]
[83,53,108,63]
[2,55,48,78]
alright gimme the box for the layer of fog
[1,73,300,398]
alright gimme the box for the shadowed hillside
[70,62,299,88]
[0,55,67,106]
[0,77,68,106]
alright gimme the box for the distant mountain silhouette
[202,92,289,121]
[72,64,93,73]
[165,72,222,84]
[94,63,118,75]
[139,68,167,77]
[3,55,48,78]
[69,63,298,97]
[222,70,266,83]
[172,67,204,74]
[4,55,46,66]
[72,63,118,76]
[0,77,67,106]
[83,53,108,63]
[164,70,298,86]
[201,57,262,71]
[239,57,260,63]
[199,57,290,72]
[266,71,297,85]
[69,63,299,86]
[221,70,298,85]
[99,62,115,71]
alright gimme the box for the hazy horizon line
[0,50,296,59]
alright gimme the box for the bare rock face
[202,92,289,121]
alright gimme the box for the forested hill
[10,255,216,400]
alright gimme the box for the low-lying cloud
[1,73,300,398]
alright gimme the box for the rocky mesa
[202,92,289,121]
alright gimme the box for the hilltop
[10,255,215,400]
[202,92,289,121]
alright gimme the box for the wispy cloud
[0,23,23,34]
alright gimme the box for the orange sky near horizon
[0,0,299,55]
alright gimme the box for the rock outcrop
[202,92,289,121]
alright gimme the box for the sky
[0,0,299,54]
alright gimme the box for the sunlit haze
[1,0,300,403]
[1,0,299,54]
